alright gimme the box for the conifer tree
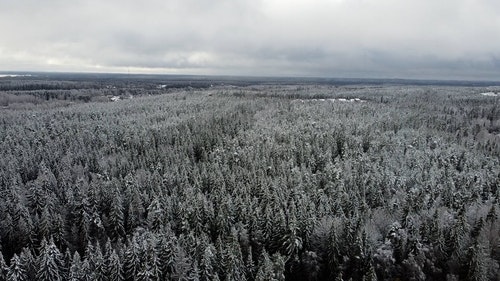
[271,253,286,281]
[18,248,35,281]
[6,204,33,257]
[93,245,107,281]
[255,250,275,281]
[222,232,246,281]
[123,239,141,281]
[36,238,63,281]
[7,255,27,281]
[68,252,83,281]
[245,245,255,280]
[466,242,487,281]
[102,239,121,281]
[156,236,176,280]
[363,262,378,281]
[0,252,7,281]
[39,207,52,240]
[80,258,93,281]
[199,244,217,281]
[147,198,164,233]
[109,190,125,242]
[106,249,123,281]
[125,189,145,233]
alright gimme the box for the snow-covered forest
[0,76,499,280]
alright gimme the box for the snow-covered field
[481,92,499,96]
[0,74,32,78]
[294,98,366,103]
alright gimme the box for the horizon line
[1,70,500,85]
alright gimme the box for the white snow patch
[293,98,366,103]
[0,74,32,78]
[481,92,499,97]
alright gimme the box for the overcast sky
[1,0,500,80]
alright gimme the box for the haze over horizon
[1,0,500,81]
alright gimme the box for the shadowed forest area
[0,74,499,280]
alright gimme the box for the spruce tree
[109,190,125,242]
[0,252,7,281]
[106,249,123,281]
[123,239,141,281]
[36,238,63,281]
[18,248,35,281]
[68,252,83,281]
[255,250,274,281]
[7,255,27,281]
[93,245,107,281]
[199,244,217,281]
[466,242,487,281]
[147,198,164,233]
[80,258,93,281]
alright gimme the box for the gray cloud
[1,0,500,80]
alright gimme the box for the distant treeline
[0,79,218,106]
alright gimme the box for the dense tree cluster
[0,82,499,280]
[0,74,224,106]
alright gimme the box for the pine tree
[470,218,484,240]
[84,243,96,273]
[279,213,303,263]
[136,251,161,281]
[363,262,377,281]
[106,249,123,281]
[255,250,275,281]
[199,244,217,281]
[123,239,141,281]
[147,198,164,233]
[27,181,47,217]
[108,189,125,242]
[171,244,194,281]
[69,189,92,253]
[244,246,255,280]
[0,252,7,281]
[7,255,27,281]
[149,251,162,281]
[188,261,201,281]
[222,232,246,281]
[125,189,145,234]
[7,204,33,257]
[18,248,35,281]
[486,204,498,223]
[38,207,53,240]
[327,224,341,278]
[103,240,123,281]
[51,214,67,250]
[270,253,286,281]
[36,238,63,281]
[446,211,468,262]
[68,252,83,281]
[156,236,176,280]
[466,242,487,281]
[80,258,93,281]
[93,245,107,281]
